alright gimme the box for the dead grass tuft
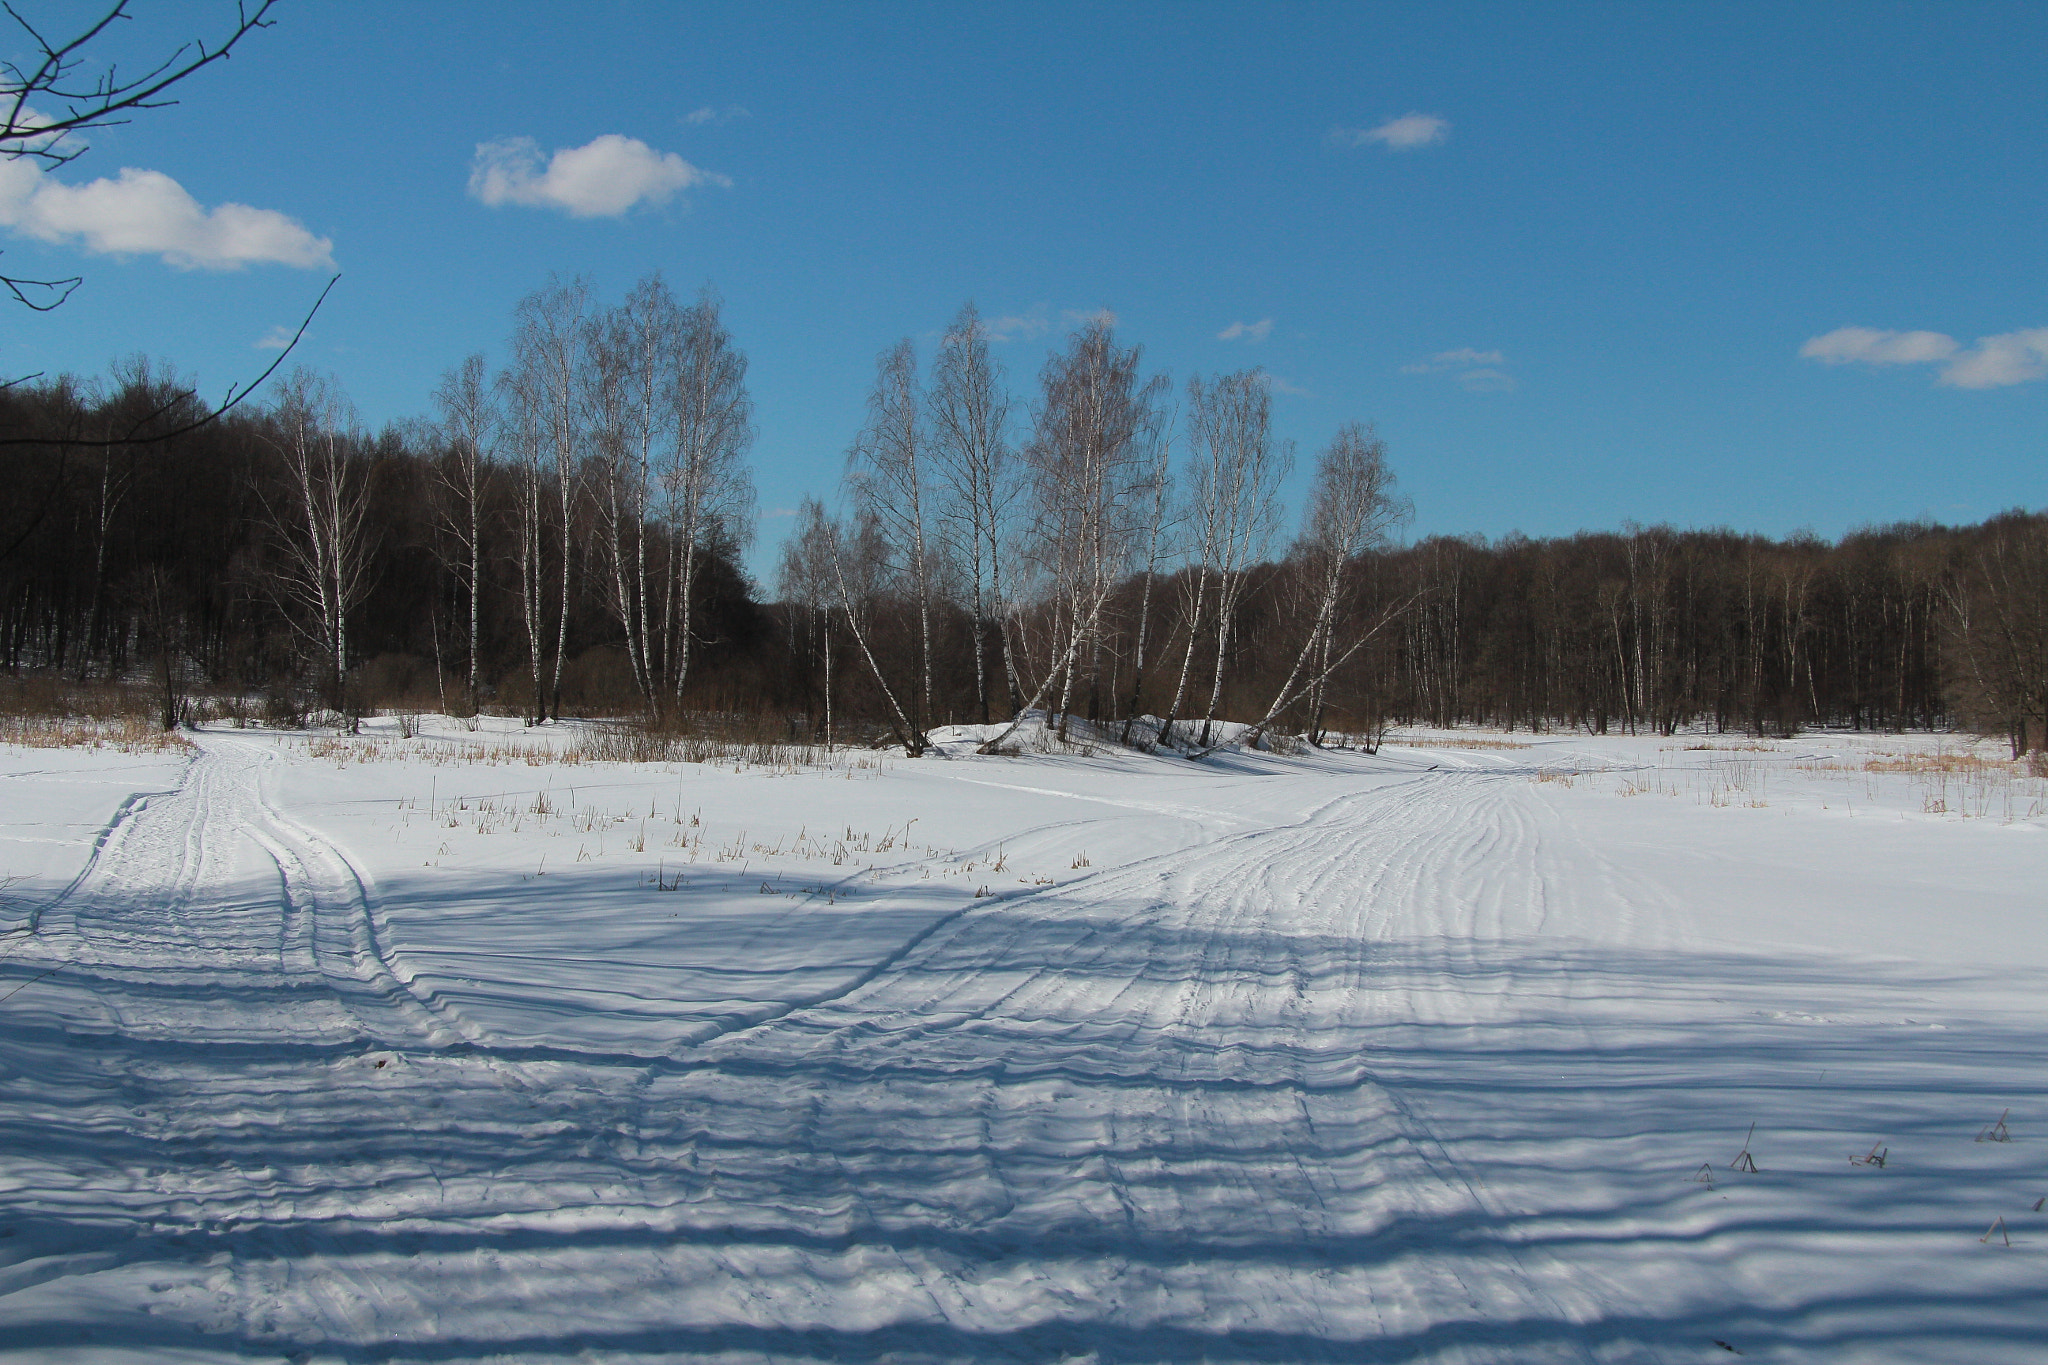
[0,713,191,753]
[1860,751,2013,775]
[1395,734,1532,750]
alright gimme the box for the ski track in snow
[0,729,2042,1362]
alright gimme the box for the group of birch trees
[442,274,755,723]
[4,292,2043,759]
[0,272,759,727]
[778,307,1411,756]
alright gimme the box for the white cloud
[1218,318,1273,343]
[684,105,750,126]
[1399,347,1504,374]
[0,157,333,270]
[1938,329,2048,389]
[1331,113,1450,151]
[1457,368,1516,392]
[253,324,297,350]
[1062,307,1118,328]
[1799,327,1959,366]
[1799,325,2048,389]
[1264,374,1312,397]
[468,133,729,218]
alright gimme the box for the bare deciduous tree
[258,369,372,721]
[778,496,841,745]
[1234,421,1411,753]
[982,317,1161,753]
[2,0,278,310]
[608,277,675,710]
[829,506,927,754]
[1170,370,1289,747]
[849,339,936,731]
[659,286,755,711]
[1119,398,1176,743]
[1945,514,2048,758]
[504,277,591,722]
[928,303,1018,724]
[430,354,495,713]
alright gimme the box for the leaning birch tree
[980,317,1158,753]
[848,339,936,730]
[1229,422,1413,754]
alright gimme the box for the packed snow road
[0,723,2042,1362]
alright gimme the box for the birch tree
[827,506,927,754]
[259,369,372,720]
[660,287,754,712]
[430,353,495,713]
[1231,422,1412,754]
[848,339,936,730]
[584,303,645,705]
[1185,369,1289,746]
[1119,399,1175,743]
[502,373,550,724]
[505,277,590,722]
[778,496,841,745]
[1944,514,2048,757]
[927,303,1018,724]
[980,317,1160,752]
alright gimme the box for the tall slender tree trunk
[1160,568,1208,750]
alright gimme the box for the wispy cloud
[469,133,729,218]
[1400,347,1504,374]
[1217,318,1273,343]
[0,157,333,270]
[1800,325,2048,389]
[981,305,1120,343]
[253,324,298,350]
[1401,347,1513,391]
[1264,374,1312,397]
[1329,113,1450,151]
[683,105,750,127]
[983,305,1050,343]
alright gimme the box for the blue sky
[7,1,2044,578]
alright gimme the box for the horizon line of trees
[2,283,2043,758]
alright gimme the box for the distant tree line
[3,288,2043,756]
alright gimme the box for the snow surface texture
[0,717,2043,1363]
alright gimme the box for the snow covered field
[0,716,2042,1363]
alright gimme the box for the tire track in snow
[0,736,647,1348]
[598,764,1614,1361]
[3,739,1635,1362]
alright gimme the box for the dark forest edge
[3,283,2044,761]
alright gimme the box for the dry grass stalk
[0,714,191,753]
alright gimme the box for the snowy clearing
[0,717,2043,1363]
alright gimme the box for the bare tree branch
[1,0,277,166]
[0,272,338,448]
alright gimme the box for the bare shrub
[263,690,311,729]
